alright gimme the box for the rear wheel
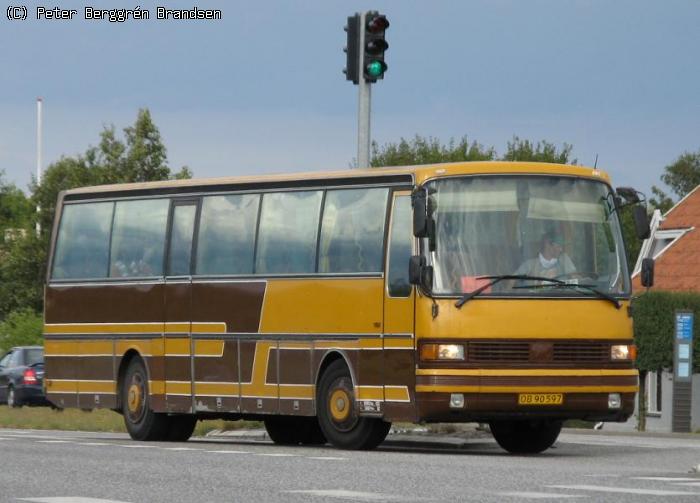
[264,416,327,445]
[489,419,562,454]
[7,386,20,408]
[121,358,169,441]
[316,360,390,450]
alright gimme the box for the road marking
[498,492,584,499]
[548,485,700,496]
[285,490,409,501]
[114,444,154,449]
[205,450,251,454]
[36,440,74,444]
[306,456,347,461]
[631,477,700,482]
[162,447,198,451]
[80,442,111,446]
[257,453,297,457]
[19,498,133,503]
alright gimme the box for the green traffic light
[366,60,386,78]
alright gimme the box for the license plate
[518,393,563,405]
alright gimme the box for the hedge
[633,291,700,373]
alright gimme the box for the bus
[43,161,645,452]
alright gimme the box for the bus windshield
[426,175,630,297]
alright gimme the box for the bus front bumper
[414,368,638,423]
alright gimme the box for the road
[1,428,700,502]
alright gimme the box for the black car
[0,346,49,407]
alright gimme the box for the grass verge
[0,406,261,436]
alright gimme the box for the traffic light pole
[357,11,371,169]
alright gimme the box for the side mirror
[408,255,433,290]
[641,258,654,288]
[633,205,650,240]
[412,189,428,237]
[409,255,425,285]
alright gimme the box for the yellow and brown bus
[44,161,642,452]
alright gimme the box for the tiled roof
[632,185,700,292]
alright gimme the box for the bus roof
[62,161,611,197]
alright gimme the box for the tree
[0,170,32,239]
[369,135,576,167]
[0,233,46,320]
[650,149,700,212]
[0,308,43,354]
[502,136,576,164]
[370,136,495,168]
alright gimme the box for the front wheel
[316,360,390,450]
[489,419,562,454]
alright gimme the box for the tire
[316,360,390,450]
[121,357,169,441]
[165,415,197,442]
[7,386,20,408]
[489,419,562,454]
[264,416,327,446]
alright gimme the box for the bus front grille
[465,341,612,364]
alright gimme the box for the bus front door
[382,191,416,421]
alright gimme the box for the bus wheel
[121,358,169,441]
[165,415,197,442]
[263,416,327,445]
[489,419,562,454]
[316,360,390,450]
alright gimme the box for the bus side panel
[191,281,266,413]
[277,343,314,415]
[44,282,165,412]
[261,278,384,417]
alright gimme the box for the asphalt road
[1,428,700,502]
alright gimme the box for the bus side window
[318,188,388,274]
[52,202,114,280]
[196,194,259,275]
[109,199,169,278]
[387,195,412,297]
[255,191,323,274]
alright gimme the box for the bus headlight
[611,344,636,361]
[421,343,465,361]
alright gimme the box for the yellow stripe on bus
[416,369,638,377]
[416,385,639,394]
[44,322,227,335]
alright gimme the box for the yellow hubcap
[127,384,141,413]
[330,389,351,422]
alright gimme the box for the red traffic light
[366,14,389,33]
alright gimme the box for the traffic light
[344,14,361,84]
[363,12,389,82]
[344,11,389,85]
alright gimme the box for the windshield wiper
[455,275,568,308]
[514,282,622,309]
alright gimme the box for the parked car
[0,346,50,407]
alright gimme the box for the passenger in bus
[514,230,576,280]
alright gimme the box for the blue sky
[1,0,699,198]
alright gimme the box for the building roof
[632,185,700,292]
